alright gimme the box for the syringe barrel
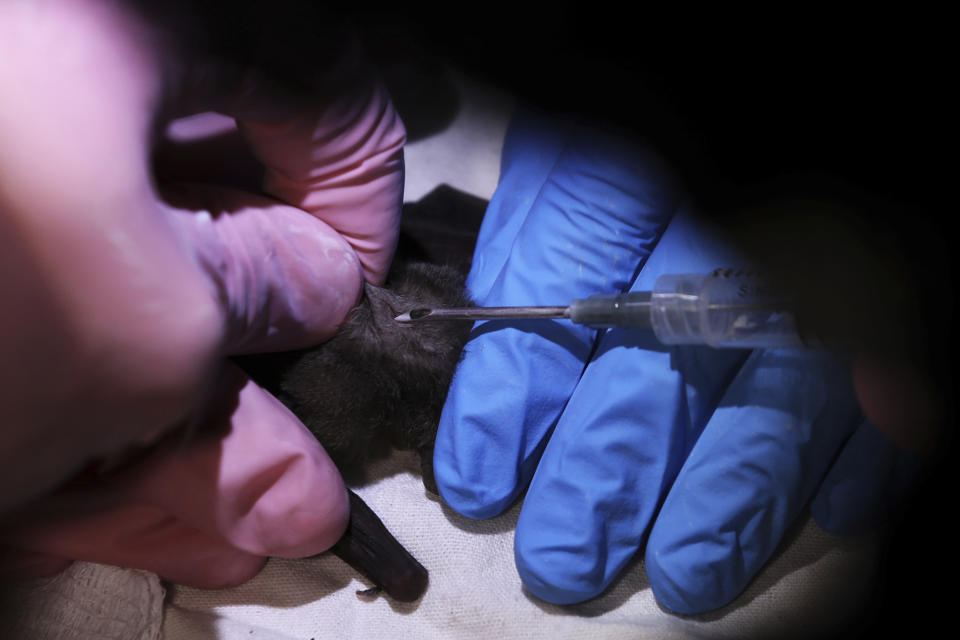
[651,272,804,348]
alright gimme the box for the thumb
[236,70,406,286]
[0,365,349,588]
[161,181,364,355]
[132,364,350,560]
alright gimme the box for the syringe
[394,270,807,349]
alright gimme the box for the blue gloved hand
[433,108,919,614]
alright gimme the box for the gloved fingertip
[167,375,352,559]
[433,386,534,520]
[518,569,602,606]
[282,465,351,556]
[242,443,350,559]
[433,466,518,520]
[513,539,606,606]
[643,542,729,615]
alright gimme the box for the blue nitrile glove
[433,108,920,614]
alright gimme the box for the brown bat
[236,261,474,602]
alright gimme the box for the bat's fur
[237,261,473,489]
[235,261,474,602]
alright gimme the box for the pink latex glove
[0,0,405,587]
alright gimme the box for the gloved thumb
[161,182,365,355]
[0,365,349,588]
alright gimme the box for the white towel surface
[1,561,164,640]
[162,451,882,640]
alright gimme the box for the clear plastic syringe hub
[650,271,804,348]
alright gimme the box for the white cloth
[162,451,881,640]
[1,561,164,640]
[2,454,879,640]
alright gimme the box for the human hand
[433,108,919,613]
[0,0,404,586]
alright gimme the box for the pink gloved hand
[0,0,405,587]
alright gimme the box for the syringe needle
[395,306,570,322]
[394,271,805,349]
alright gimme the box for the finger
[512,212,751,603]
[1,1,226,507]
[0,365,349,586]
[460,110,591,299]
[236,59,406,286]
[514,330,745,604]
[1,504,267,589]
[645,349,862,614]
[811,417,922,535]
[161,182,364,354]
[131,364,350,560]
[434,110,680,519]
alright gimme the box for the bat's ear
[418,444,438,495]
